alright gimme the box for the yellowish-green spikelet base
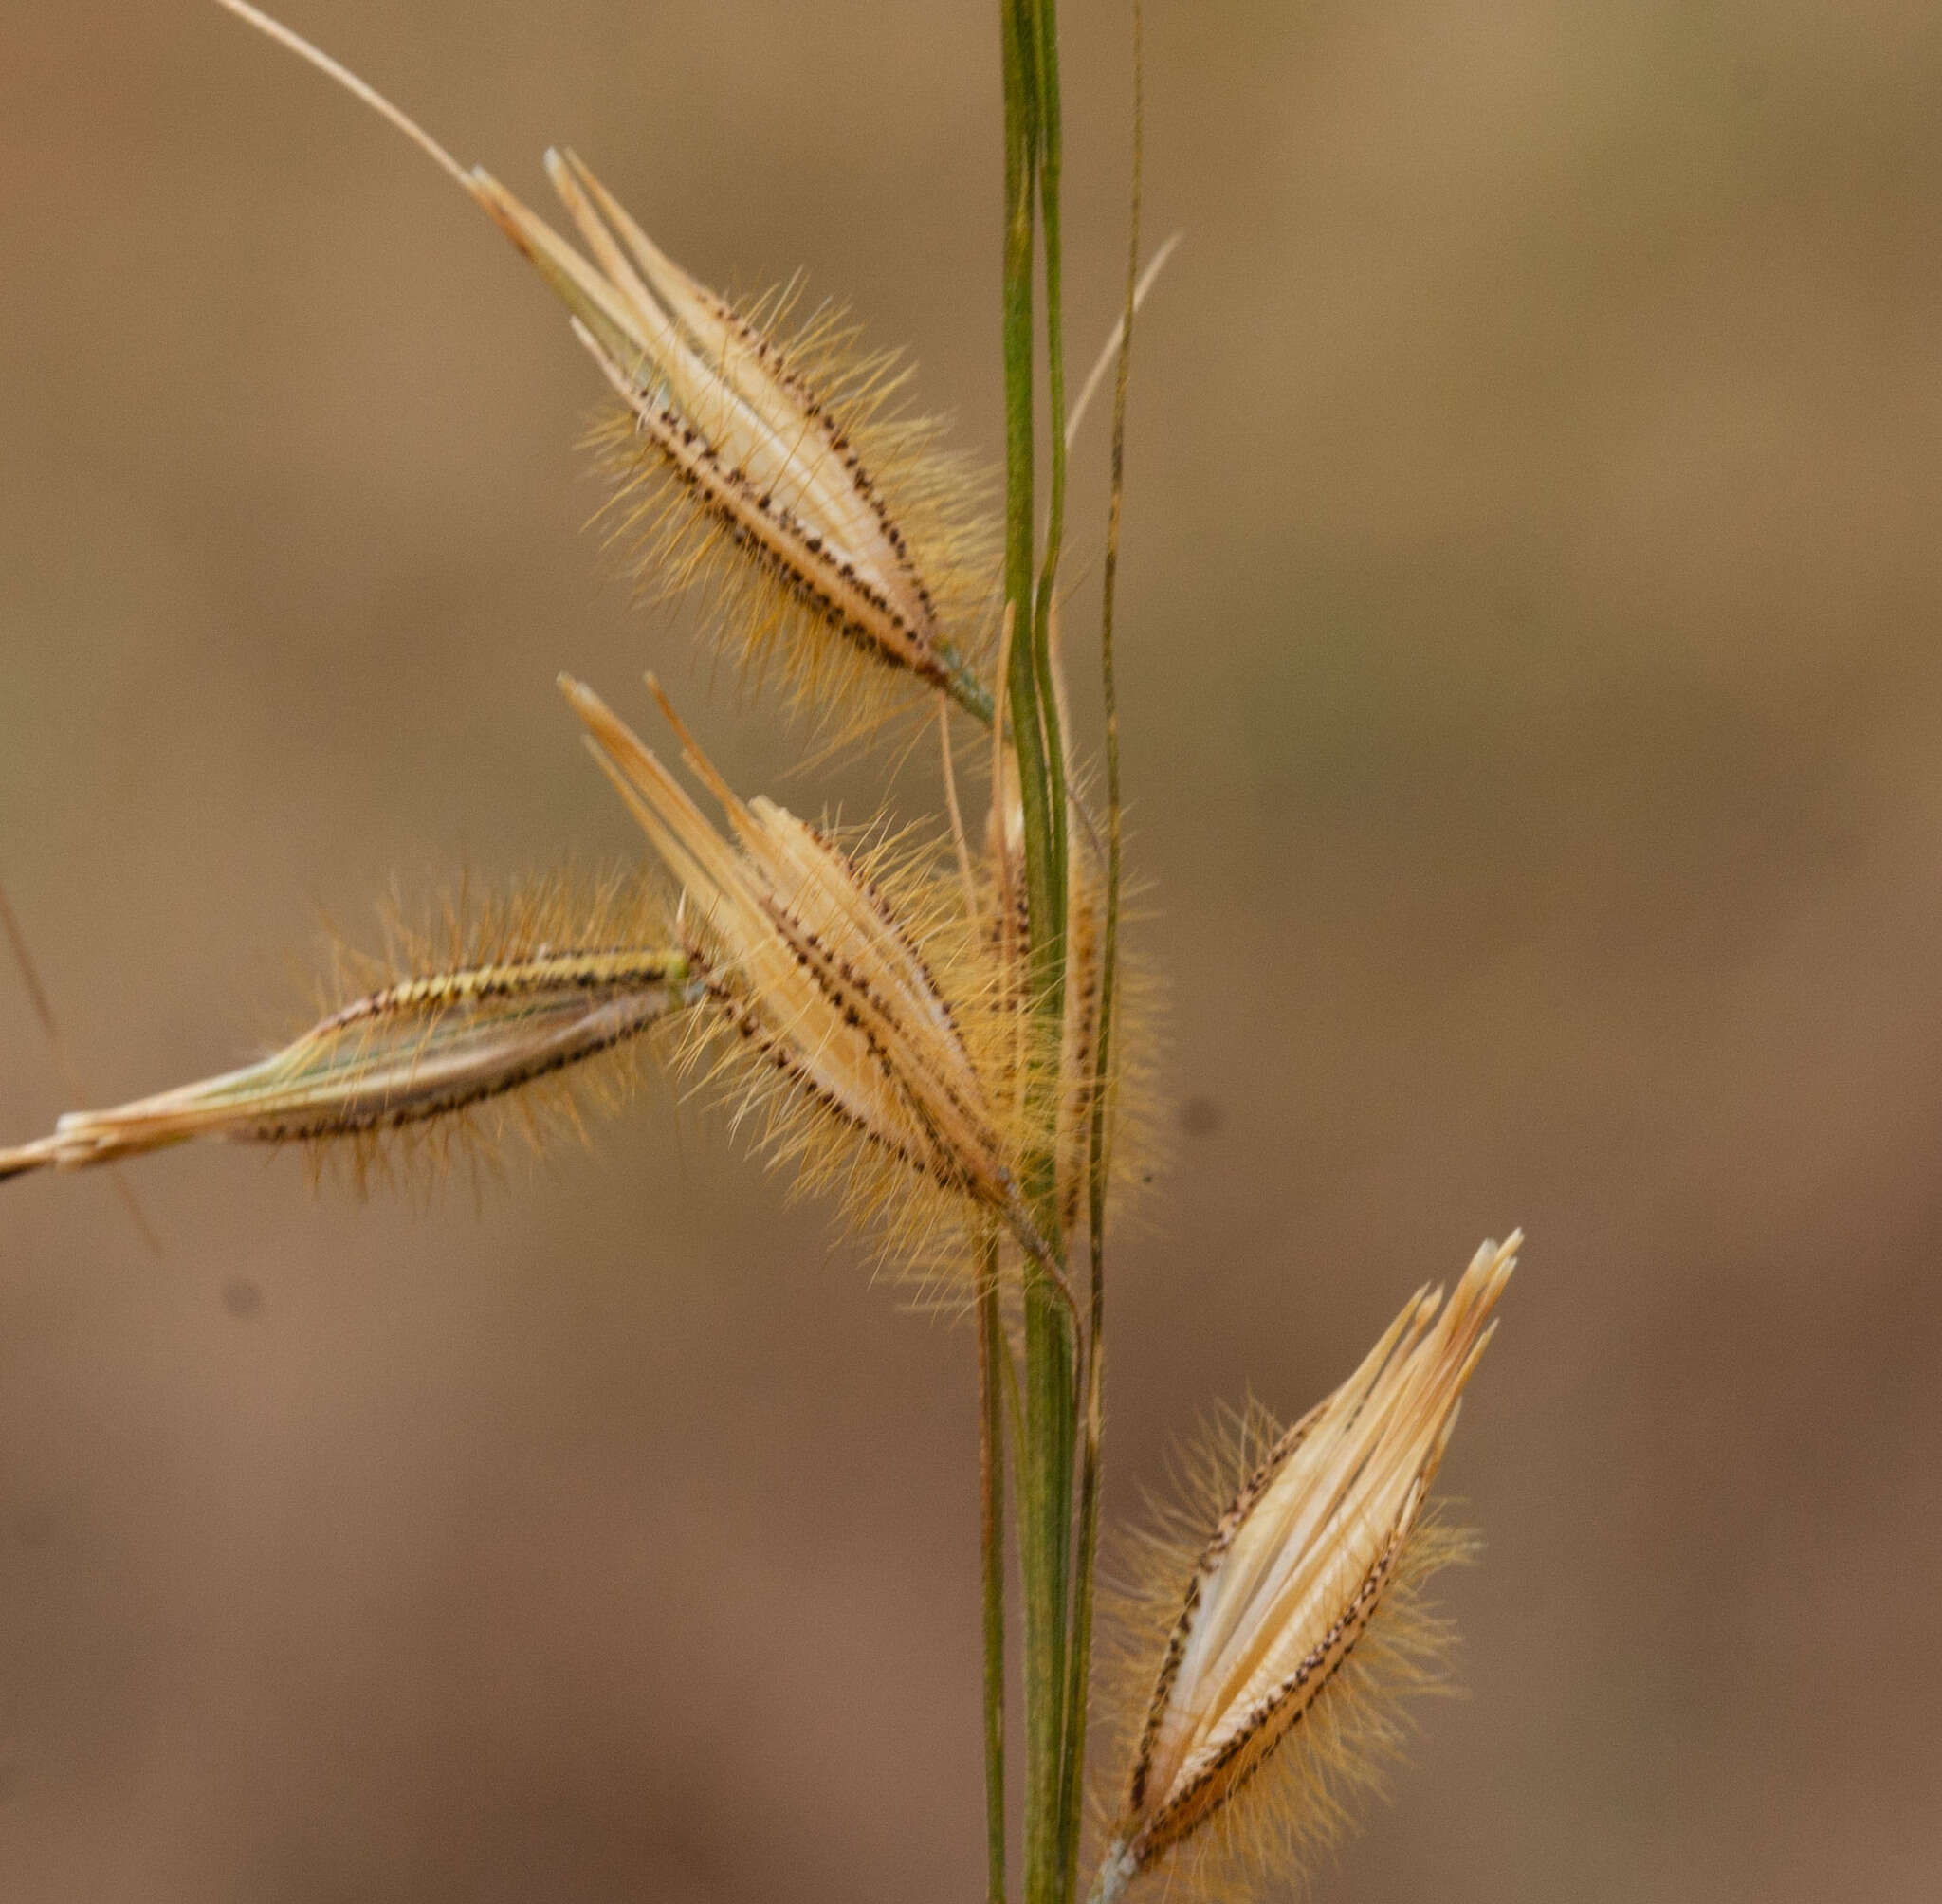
[1090,1401,1477,1903]
[585,284,998,738]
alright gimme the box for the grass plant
[1,6,1522,1898]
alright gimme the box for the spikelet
[1090,1236,1520,1903]
[0,876,697,1187]
[556,186,1000,729]
[212,3,995,730]
[559,675,1024,1260]
[973,765,1155,1243]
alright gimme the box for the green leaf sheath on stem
[1066,10,1145,1895]
[1031,0,1072,992]
[1002,0,1058,984]
[1027,4,1099,1895]
[1023,1275,1078,1904]
[1002,8,1082,1904]
[979,1230,1009,1904]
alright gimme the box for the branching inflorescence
[0,6,1523,1901]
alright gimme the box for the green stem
[1001,9,1080,1904]
[1059,1304,1103,1902]
[1030,0,1071,1001]
[978,1230,1010,1904]
[1000,0,1050,937]
[1028,9,1093,1896]
[1022,1260,1076,1904]
[1068,10,1144,1898]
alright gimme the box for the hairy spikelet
[680,832,1005,1284]
[0,874,696,1190]
[560,675,1039,1278]
[583,275,999,734]
[478,154,998,730]
[1140,1510,1479,1901]
[1089,1237,1519,1902]
[1097,1475,1476,1898]
[208,4,997,734]
[1056,825,1168,1236]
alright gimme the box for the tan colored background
[5,2,1941,1898]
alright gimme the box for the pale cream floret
[562,676,1015,1207]
[0,950,693,1179]
[1115,1235,1519,1877]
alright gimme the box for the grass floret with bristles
[206,5,996,731]
[479,160,997,725]
[0,872,697,1190]
[1094,1481,1478,1904]
[580,291,1000,736]
[561,674,1075,1289]
[1088,1236,1519,1903]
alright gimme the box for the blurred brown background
[4,2,1940,1899]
